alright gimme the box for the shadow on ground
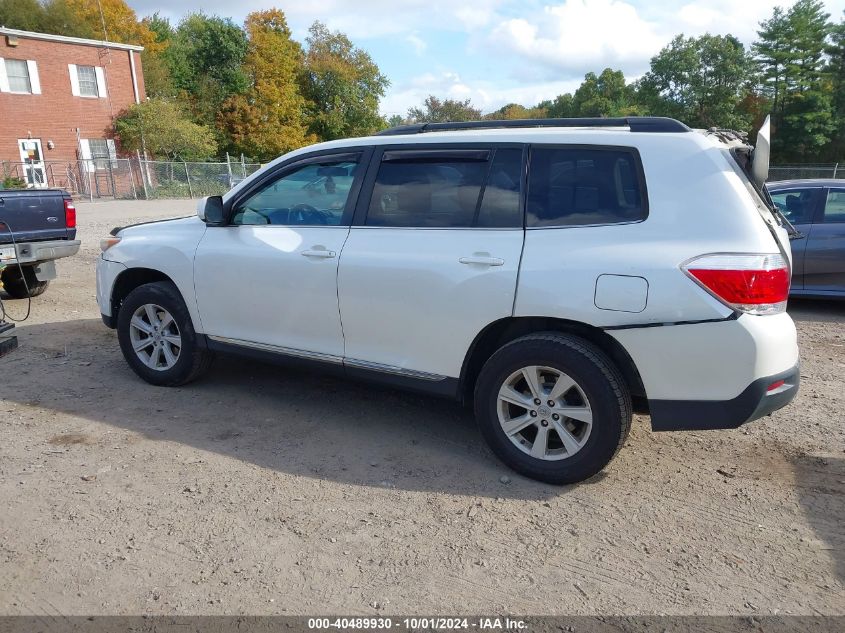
[0,317,574,500]
[788,297,845,323]
[792,455,845,583]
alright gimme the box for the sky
[127,0,845,117]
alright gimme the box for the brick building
[0,27,145,189]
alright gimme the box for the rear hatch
[0,189,75,245]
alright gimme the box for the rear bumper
[648,363,799,431]
[0,239,80,265]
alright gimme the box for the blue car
[767,179,845,299]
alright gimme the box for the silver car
[767,179,845,299]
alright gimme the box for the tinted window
[769,188,818,224]
[232,158,359,226]
[823,189,845,223]
[527,147,645,227]
[367,154,486,227]
[477,149,523,228]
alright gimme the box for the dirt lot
[1,199,843,616]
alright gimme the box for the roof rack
[375,116,690,136]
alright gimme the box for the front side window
[769,188,820,224]
[526,147,646,227]
[823,189,845,223]
[232,157,359,226]
[366,148,523,228]
[77,65,99,97]
[5,59,31,93]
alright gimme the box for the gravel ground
[0,199,843,616]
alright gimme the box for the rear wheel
[117,281,213,386]
[1,265,49,298]
[474,333,631,484]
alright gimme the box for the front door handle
[459,255,504,266]
[302,248,336,259]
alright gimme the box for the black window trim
[224,146,374,228]
[352,142,527,229]
[524,143,649,230]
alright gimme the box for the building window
[77,65,99,97]
[5,59,32,93]
[88,139,110,169]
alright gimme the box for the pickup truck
[0,188,80,298]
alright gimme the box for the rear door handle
[302,248,336,259]
[459,256,504,266]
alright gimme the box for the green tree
[219,9,313,161]
[139,13,175,98]
[638,34,753,129]
[115,98,217,160]
[407,95,481,122]
[299,21,389,140]
[484,103,547,119]
[164,14,249,129]
[571,68,641,117]
[538,93,575,118]
[0,0,94,38]
[753,0,834,160]
[828,11,845,158]
[386,114,406,128]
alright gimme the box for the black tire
[474,333,631,484]
[1,265,50,298]
[116,281,213,386]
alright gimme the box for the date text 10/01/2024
[307,617,528,630]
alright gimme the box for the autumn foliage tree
[299,21,390,140]
[115,98,217,160]
[219,10,313,161]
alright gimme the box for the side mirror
[197,196,225,225]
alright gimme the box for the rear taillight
[64,199,76,229]
[682,253,789,315]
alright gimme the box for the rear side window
[823,189,845,223]
[526,147,646,227]
[365,148,522,228]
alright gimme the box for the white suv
[96,117,799,484]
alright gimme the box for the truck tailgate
[0,189,72,244]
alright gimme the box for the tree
[164,14,250,130]
[115,98,217,161]
[484,103,547,120]
[828,11,845,158]
[571,68,642,117]
[538,93,575,118]
[638,34,753,130]
[0,0,94,38]
[299,21,389,140]
[407,95,481,122]
[753,0,834,160]
[139,13,175,98]
[64,0,159,50]
[219,10,313,161]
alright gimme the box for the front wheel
[116,281,213,386]
[474,333,631,484]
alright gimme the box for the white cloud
[489,0,665,77]
[406,34,427,56]
[381,70,583,116]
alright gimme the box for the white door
[193,151,365,360]
[337,146,525,379]
[18,139,47,188]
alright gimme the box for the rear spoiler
[750,115,770,188]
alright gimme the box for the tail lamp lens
[64,199,77,229]
[682,253,790,315]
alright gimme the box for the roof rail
[375,116,690,136]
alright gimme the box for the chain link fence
[3,158,842,199]
[1,156,262,200]
[768,163,841,181]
